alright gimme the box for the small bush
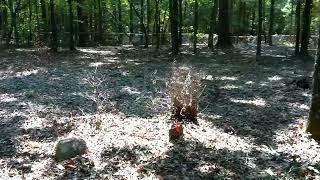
[168,66,204,122]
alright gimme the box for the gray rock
[54,138,88,161]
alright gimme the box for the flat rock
[54,138,88,162]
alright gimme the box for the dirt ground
[0,44,320,179]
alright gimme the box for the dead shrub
[34,39,51,65]
[168,66,204,122]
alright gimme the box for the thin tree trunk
[40,0,47,42]
[169,0,179,54]
[77,0,89,46]
[35,0,40,37]
[256,0,262,59]
[129,1,133,43]
[49,0,58,52]
[155,0,160,49]
[28,0,32,46]
[140,0,144,44]
[268,0,275,46]
[290,0,294,35]
[178,0,182,45]
[193,0,198,54]
[295,0,301,56]
[216,0,232,48]
[68,0,75,50]
[208,0,217,49]
[97,0,103,44]
[147,0,151,46]
[118,0,123,44]
[300,0,313,56]
[306,24,320,140]
[250,5,255,36]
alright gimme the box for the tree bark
[268,0,275,46]
[216,0,232,48]
[68,0,75,51]
[40,0,47,41]
[208,0,217,49]
[147,0,151,46]
[307,24,320,140]
[250,5,255,36]
[117,0,123,44]
[97,0,103,44]
[77,0,89,46]
[256,0,262,59]
[28,0,32,46]
[140,0,144,44]
[300,0,313,56]
[295,0,301,56]
[178,0,182,45]
[129,1,133,43]
[193,0,198,54]
[49,0,58,52]
[155,0,160,49]
[169,0,179,54]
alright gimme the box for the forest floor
[0,44,320,179]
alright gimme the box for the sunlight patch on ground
[301,92,311,97]
[103,57,120,64]
[265,54,286,58]
[89,62,106,67]
[15,48,38,52]
[15,69,42,78]
[288,102,309,110]
[268,75,283,81]
[0,93,18,102]
[230,98,266,107]
[245,81,254,85]
[79,48,114,55]
[203,75,214,81]
[196,162,217,173]
[120,86,141,95]
[216,76,238,81]
[220,85,240,90]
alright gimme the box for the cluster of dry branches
[168,66,204,122]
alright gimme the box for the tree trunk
[40,0,47,41]
[68,0,75,51]
[1,4,8,47]
[300,0,312,56]
[178,0,182,45]
[295,0,301,56]
[35,0,40,36]
[28,0,32,46]
[306,24,320,140]
[97,0,103,44]
[268,0,275,46]
[290,0,294,35]
[117,0,123,44]
[155,0,160,49]
[147,0,151,46]
[129,1,133,43]
[216,0,232,48]
[208,0,217,49]
[242,2,247,35]
[140,0,144,44]
[77,0,89,46]
[49,0,58,52]
[262,0,267,43]
[193,0,198,54]
[250,5,255,36]
[169,0,179,54]
[256,0,262,59]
